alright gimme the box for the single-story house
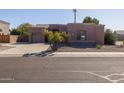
[0,20,20,43]
[28,23,105,45]
[114,30,124,41]
[0,20,10,35]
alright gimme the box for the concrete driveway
[0,43,49,56]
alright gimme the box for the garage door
[32,33,44,43]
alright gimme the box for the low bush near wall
[96,44,102,49]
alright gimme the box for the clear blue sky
[0,9,124,30]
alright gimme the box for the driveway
[0,43,49,56]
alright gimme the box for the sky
[0,9,124,30]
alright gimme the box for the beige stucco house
[0,20,10,35]
[114,30,124,41]
[67,23,104,45]
[28,27,45,43]
[28,23,105,46]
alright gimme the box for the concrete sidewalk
[1,43,124,57]
[49,52,124,57]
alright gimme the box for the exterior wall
[0,22,10,35]
[115,34,124,41]
[0,34,18,43]
[49,24,67,32]
[67,23,104,44]
[36,24,49,28]
[95,25,104,44]
[114,31,124,41]
[36,24,67,32]
[9,35,19,43]
[28,23,105,45]
[0,34,9,43]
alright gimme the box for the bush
[104,29,116,45]
[96,44,102,49]
[11,28,29,37]
[10,28,21,35]
[123,41,124,45]
[21,31,29,37]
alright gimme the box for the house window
[71,32,75,40]
[51,29,60,32]
[0,28,2,32]
[71,33,74,36]
[77,31,86,40]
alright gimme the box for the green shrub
[11,28,29,37]
[83,16,99,25]
[104,29,116,45]
[10,28,21,35]
[21,31,29,37]
[44,30,68,51]
[96,44,102,49]
[123,41,124,45]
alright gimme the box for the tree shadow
[23,47,54,57]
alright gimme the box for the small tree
[10,28,21,35]
[44,30,67,51]
[11,23,33,37]
[83,16,100,25]
[17,23,33,36]
[17,23,33,32]
[104,29,116,45]
[83,16,93,23]
[92,18,99,25]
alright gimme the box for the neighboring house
[114,30,124,41]
[28,23,105,45]
[0,20,10,35]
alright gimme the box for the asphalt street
[0,57,124,83]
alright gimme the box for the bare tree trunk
[50,42,58,51]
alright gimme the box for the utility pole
[73,9,77,23]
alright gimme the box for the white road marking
[88,72,124,83]
[45,70,124,83]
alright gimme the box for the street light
[73,9,77,23]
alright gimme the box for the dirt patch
[57,45,124,52]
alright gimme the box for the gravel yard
[57,45,124,52]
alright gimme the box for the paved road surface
[0,57,124,83]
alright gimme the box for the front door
[77,31,86,41]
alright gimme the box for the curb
[1,52,124,57]
[49,52,124,57]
